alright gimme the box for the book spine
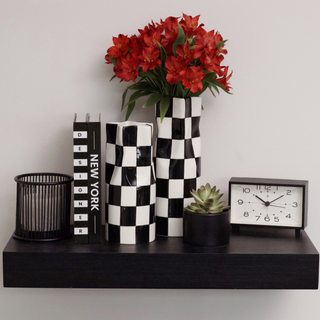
[87,116,102,243]
[73,117,89,243]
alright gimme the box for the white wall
[1,0,320,319]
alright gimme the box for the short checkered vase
[106,121,156,244]
[155,97,201,237]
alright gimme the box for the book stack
[73,113,102,244]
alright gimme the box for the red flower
[161,16,179,47]
[212,31,228,55]
[114,54,139,82]
[180,67,205,93]
[105,13,232,116]
[144,30,162,48]
[128,35,142,57]
[200,51,224,74]
[138,22,164,51]
[193,29,217,58]
[139,47,161,72]
[165,56,183,84]
[176,42,193,67]
[138,21,163,38]
[180,14,204,38]
[105,34,130,63]
[217,66,233,91]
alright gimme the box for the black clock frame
[228,177,308,237]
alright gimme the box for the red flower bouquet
[105,14,232,121]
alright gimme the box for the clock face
[229,182,305,228]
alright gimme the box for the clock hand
[269,195,284,204]
[254,195,285,208]
[253,194,286,209]
[253,194,267,204]
[269,204,286,209]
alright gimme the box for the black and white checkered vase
[155,97,201,237]
[106,121,156,244]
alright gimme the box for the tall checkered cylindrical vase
[155,97,201,237]
[106,121,156,244]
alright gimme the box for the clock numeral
[264,215,270,222]
[286,190,291,195]
[286,214,291,219]
[265,185,271,191]
[243,188,250,193]
[244,211,249,217]
[256,216,261,221]
[292,202,298,208]
[237,199,243,205]
[256,185,261,190]
[274,217,279,222]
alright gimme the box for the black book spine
[87,114,102,243]
[73,114,89,243]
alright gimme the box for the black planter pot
[183,209,230,247]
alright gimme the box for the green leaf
[123,90,152,109]
[142,93,163,108]
[125,100,135,121]
[129,82,156,92]
[121,87,130,111]
[202,72,225,95]
[211,78,232,94]
[172,22,186,57]
[202,72,217,83]
[159,45,167,68]
[212,83,220,94]
[159,67,167,81]
[108,57,117,66]
[109,75,116,82]
[160,79,169,96]
[175,81,186,98]
[187,38,194,46]
[215,40,228,50]
[140,70,158,80]
[190,190,205,206]
[159,96,171,122]
[203,79,219,95]
[208,85,216,97]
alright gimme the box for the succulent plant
[185,183,229,214]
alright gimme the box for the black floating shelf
[3,227,319,289]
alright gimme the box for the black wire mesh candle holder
[14,173,73,241]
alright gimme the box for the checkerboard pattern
[106,122,156,244]
[155,97,201,237]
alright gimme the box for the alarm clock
[228,177,308,237]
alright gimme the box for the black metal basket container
[14,173,73,241]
